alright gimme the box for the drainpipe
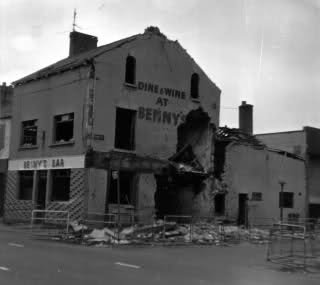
[83,60,96,217]
[84,60,96,151]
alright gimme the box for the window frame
[50,169,71,202]
[53,113,74,144]
[190,73,200,100]
[18,170,34,200]
[114,107,136,151]
[124,55,136,85]
[251,192,263,201]
[20,119,38,147]
[279,192,294,208]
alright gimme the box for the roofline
[12,34,141,86]
[255,130,303,136]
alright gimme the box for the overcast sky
[0,0,319,133]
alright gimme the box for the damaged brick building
[4,27,221,222]
[212,102,307,224]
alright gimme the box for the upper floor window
[114,108,136,151]
[190,73,199,100]
[21,119,37,146]
[53,113,74,144]
[125,55,136,85]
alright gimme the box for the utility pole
[279,180,286,222]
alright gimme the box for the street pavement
[0,224,319,285]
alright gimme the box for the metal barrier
[30,210,70,239]
[266,222,320,270]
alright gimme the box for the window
[19,171,34,200]
[251,192,262,201]
[114,108,136,150]
[108,171,135,205]
[279,192,294,208]
[125,55,136,85]
[190,73,199,99]
[21,120,37,146]
[51,169,71,201]
[53,113,74,143]
[293,145,301,156]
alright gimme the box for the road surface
[0,225,319,285]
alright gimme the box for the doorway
[214,193,225,216]
[238,193,248,226]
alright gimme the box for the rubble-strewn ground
[65,220,271,246]
[0,224,319,285]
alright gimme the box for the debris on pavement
[62,219,273,246]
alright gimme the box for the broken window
[108,171,135,205]
[53,113,74,143]
[279,192,294,208]
[51,169,71,201]
[251,192,262,201]
[190,73,199,99]
[18,171,34,200]
[125,55,136,85]
[214,193,225,215]
[21,120,37,146]
[114,108,136,150]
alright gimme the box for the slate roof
[13,34,140,85]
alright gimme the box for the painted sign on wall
[135,81,187,126]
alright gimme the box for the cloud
[151,0,198,13]
[11,35,36,52]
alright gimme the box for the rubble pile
[65,220,271,246]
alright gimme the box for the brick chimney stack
[69,31,98,57]
[239,101,253,135]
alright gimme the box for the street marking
[0,266,10,271]
[115,262,141,269]
[8,243,24,248]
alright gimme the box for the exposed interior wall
[223,144,306,222]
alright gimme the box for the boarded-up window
[19,171,34,200]
[279,192,294,208]
[51,169,71,201]
[114,108,136,150]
